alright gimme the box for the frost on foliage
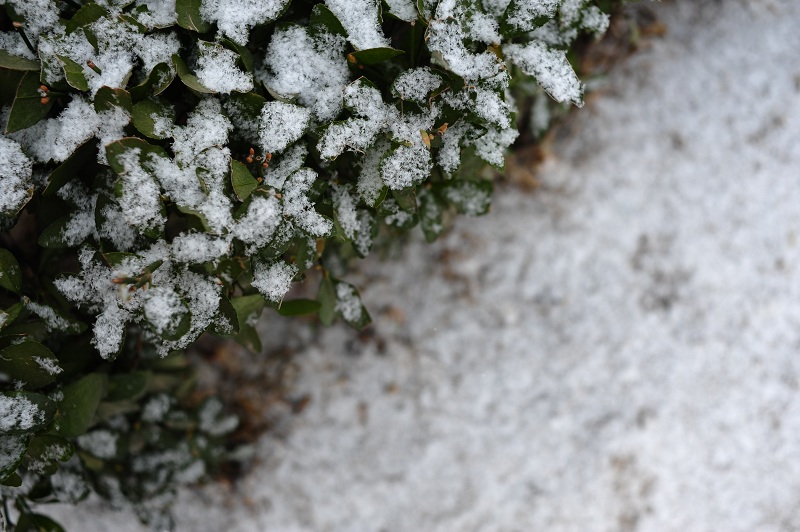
[506,0,561,31]
[318,81,389,159]
[392,68,443,105]
[504,42,583,106]
[259,102,311,155]
[1,0,60,46]
[201,0,291,46]
[196,42,254,94]
[262,143,308,189]
[384,0,417,21]
[259,26,349,121]
[232,195,282,252]
[325,0,390,50]
[467,126,519,167]
[251,261,298,303]
[357,142,389,206]
[381,145,433,190]
[24,299,72,334]
[77,430,118,460]
[334,282,364,324]
[10,98,99,163]
[0,394,46,432]
[171,233,229,264]
[115,149,166,233]
[282,169,333,237]
[143,286,187,337]
[0,138,33,215]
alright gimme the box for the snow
[0,137,33,215]
[0,394,45,432]
[384,0,417,22]
[44,0,800,530]
[201,0,291,46]
[77,430,118,460]
[504,41,584,107]
[334,282,363,324]
[258,102,311,155]
[324,0,390,51]
[251,261,298,303]
[195,42,254,94]
[143,287,186,336]
[391,67,442,105]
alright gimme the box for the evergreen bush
[0,0,615,528]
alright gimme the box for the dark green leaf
[231,294,266,352]
[172,54,215,94]
[210,293,239,336]
[105,137,169,174]
[0,391,56,434]
[5,71,54,133]
[230,159,259,201]
[94,86,132,113]
[130,62,174,100]
[65,3,109,34]
[392,187,417,213]
[106,371,151,402]
[349,47,404,66]
[56,373,107,438]
[317,274,336,326]
[0,49,40,71]
[57,55,90,92]
[43,140,97,196]
[0,302,23,332]
[1,471,21,487]
[0,341,61,389]
[24,434,74,476]
[101,251,141,268]
[131,98,174,139]
[310,4,347,37]
[277,299,321,317]
[14,512,66,532]
[0,434,28,481]
[37,215,73,249]
[176,0,211,32]
[0,248,22,293]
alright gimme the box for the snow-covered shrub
[0,0,613,528]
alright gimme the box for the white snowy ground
[51,0,800,530]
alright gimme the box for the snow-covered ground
[51,0,800,530]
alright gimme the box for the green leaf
[37,215,73,249]
[0,49,40,71]
[0,391,56,434]
[209,293,239,336]
[230,159,259,201]
[317,274,336,326]
[349,47,404,66]
[276,299,321,317]
[0,341,61,389]
[0,434,29,481]
[231,294,266,352]
[310,4,347,37]
[176,0,211,32]
[1,471,21,487]
[43,140,98,196]
[14,512,66,532]
[57,55,90,92]
[131,98,174,139]
[56,373,107,438]
[0,248,22,293]
[130,62,174,100]
[0,302,24,332]
[94,86,132,113]
[105,137,169,175]
[221,38,255,73]
[65,3,109,34]
[101,251,141,268]
[392,187,417,213]
[24,434,74,476]
[106,371,151,402]
[172,54,215,94]
[5,71,54,133]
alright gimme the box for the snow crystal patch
[380,145,432,190]
[24,299,72,333]
[171,233,230,264]
[133,0,178,28]
[427,19,501,82]
[96,106,131,165]
[115,149,166,232]
[384,0,417,21]
[334,282,363,323]
[333,185,359,240]
[143,286,187,337]
[0,137,33,215]
[0,394,45,432]
[504,41,583,106]
[325,0,389,50]
[33,356,63,376]
[10,98,100,163]
[282,169,333,237]
[0,434,28,473]
[142,393,172,423]
[467,126,518,167]
[357,142,389,205]
[437,121,470,175]
[92,303,128,359]
[2,0,60,45]
[259,102,311,155]
[318,81,389,159]
[506,0,561,31]
[263,143,308,190]
[232,195,282,251]
[171,99,232,166]
[196,42,254,94]
[259,26,349,122]
[392,67,443,105]
[201,0,291,45]
[474,88,512,128]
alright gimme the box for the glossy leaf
[57,55,90,92]
[5,71,54,133]
[0,49,40,71]
[14,512,66,532]
[56,373,107,438]
[131,98,175,139]
[0,341,61,389]
[276,299,321,317]
[176,0,211,33]
[106,371,151,402]
[173,54,215,94]
[317,274,336,326]
[230,159,259,201]
[349,47,404,66]
[0,248,22,293]
[130,62,174,100]
[94,86,132,113]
